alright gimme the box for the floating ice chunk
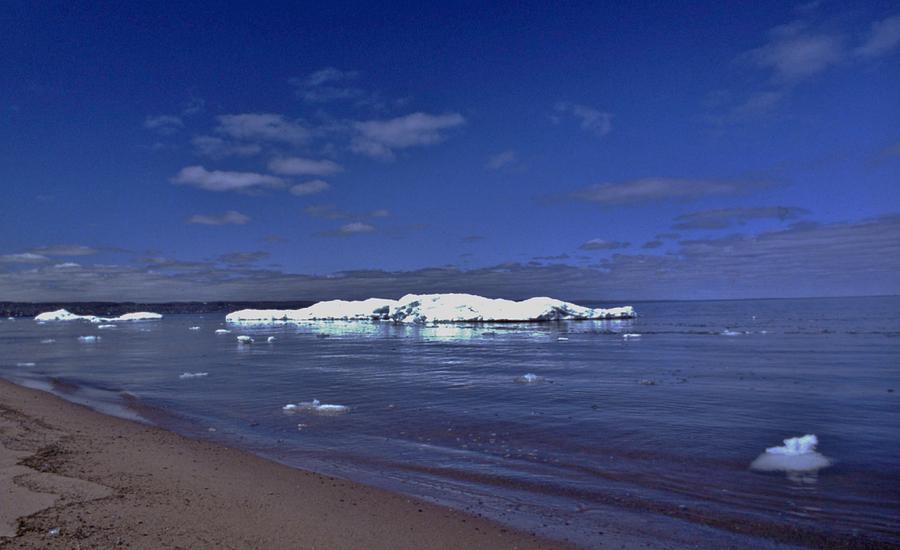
[188,326,200,331]
[97,324,117,329]
[179,372,208,379]
[34,309,162,323]
[721,330,741,336]
[16,362,36,367]
[557,337,569,341]
[515,373,542,384]
[77,336,100,343]
[622,333,641,339]
[267,336,276,343]
[215,329,231,334]
[283,399,349,415]
[237,335,254,344]
[40,338,56,344]
[226,293,635,324]
[750,434,832,473]
[109,312,162,322]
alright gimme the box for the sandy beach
[0,379,566,549]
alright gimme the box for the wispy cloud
[172,166,283,193]
[268,157,343,176]
[570,178,767,205]
[290,67,364,103]
[486,150,518,170]
[317,222,376,237]
[553,102,613,137]
[289,180,331,196]
[672,206,810,230]
[187,211,251,225]
[215,113,309,145]
[855,14,900,58]
[217,251,270,264]
[578,239,629,251]
[29,245,99,257]
[351,112,466,160]
[745,22,844,82]
[0,252,49,264]
[144,115,184,135]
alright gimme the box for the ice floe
[226,293,634,324]
[622,333,641,339]
[515,373,542,384]
[750,434,832,473]
[77,336,100,343]
[34,309,162,323]
[214,329,231,334]
[236,335,254,344]
[40,338,56,344]
[267,336,276,343]
[97,324,116,329]
[16,362,36,367]
[188,326,200,331]
[179,372,208,379]
[282,399,349,415]
[721,330,742,336]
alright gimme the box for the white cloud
[192,136,262,158]
[856,14,900,58]
[187,211,251,225]
[370,209,390,218]
[746,22,844,81]
[268,157,343,176]
[351,112,466,160]
[291,67,364,103]
[338,222,375,234]
[144,115,184,135]
[578,239,629,251]
[172,166,284,192]
[553,102,612,137]
[0,252,49,263]
[571,178,767,205]
[29,245,98,256]
[215,113,309,145]
[289,180,331,196]
[486,150,518,170]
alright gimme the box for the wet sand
[0,379,567,549]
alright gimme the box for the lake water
[2,297,898,548]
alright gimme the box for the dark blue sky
[2,1,898,301]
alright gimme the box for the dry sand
[0,379,567,549]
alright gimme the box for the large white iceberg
[226,293,634,324]
[34,309,162,323]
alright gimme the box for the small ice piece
[283,399,349,415]
[750,434,832,473]
[515,373,542,384]
[722,329,741,336]
[237,335,254,344]
[77,335,100,343]
[40,338,56,344]
[97,324,116,329]
[622,333,641,339]
[179,372,208,379]
[215,329,231,334]
[16,362,36,367]
[188,326,201,331]
[557,336,569,341]
[267,336,276,343]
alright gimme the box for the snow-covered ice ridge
[34,309,162,323]
[226,293,635,324]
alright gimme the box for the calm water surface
[2,297,898,548]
